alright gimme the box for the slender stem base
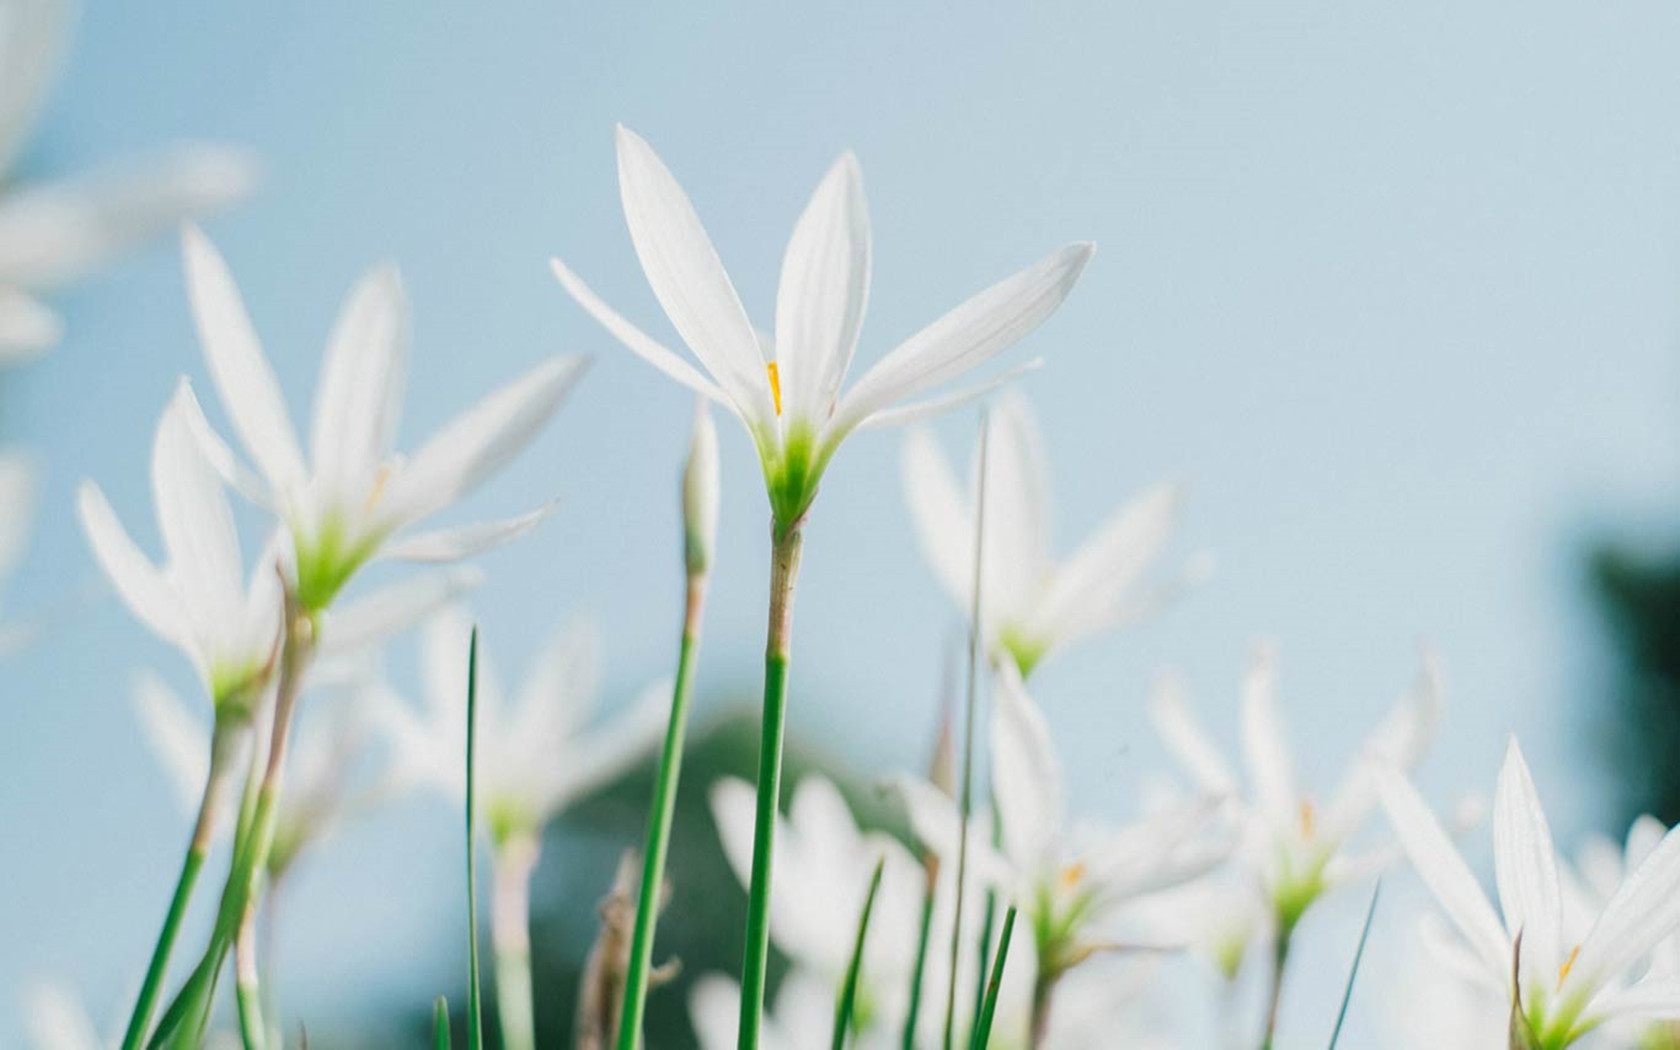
[492,833,541,1050]
[736,525,804,1050]
[616,575,709,1050]
[1260,920,1296,1050]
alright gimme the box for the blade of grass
[901,886,936,1050]
[832,857,888,1050]
[969,904,1017,1050]
[466,626,484,1050]
[1326,880,1382,1050]
[944,409,990,1050]
[434,996,452,1050]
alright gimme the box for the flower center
[1299,798,1316,840]
[1059,861,1087,889]
[766,362,783,416]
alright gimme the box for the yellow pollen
[1299,799,1316,840]
[1558,945,1580,988]
[1060,862,1087,889]
[766,362,782,416]
[365,463,393,511]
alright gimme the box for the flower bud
[683,400,719,577]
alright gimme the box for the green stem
[434,997,453,1050]
[736,524,805,1050]
[1259,918,1296,1050]
[492,833,540,1050]
[832,857,888,1050]
[1028,964,1055,1050]
[901,873,937,1050]
[970,905,1017,1050]
[120,722,237,1050]
[235,876,265,1050]
[466,628,485,1050]
[617,574,709,1050]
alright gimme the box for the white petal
[0,0,69,176]
[183,225,308,496]
[1237,644,1296,833]
[614,126,777,431]
[0,450,37,582]
[76,480,188,654]
[0,286,61,360]
[1024,480,1183,651]
[855,358,1043,432]
[710,776,759,891]
[316,567,483,662]
[133,670,211,815]
[1567,823,1680,1002]
[688,974,743,1050]
[1491,739,1562,982]
[827,242,1094,443]
[888,775,964,860]
[549,256,730,405]
[1376,766,1510,982]
[1591,974,1680,1021]
[533,675,668,818]
[1320,650,1443,843]
[901,427,975,615]
[990,661,1063,872]
[381,504,553,563]
[22,982,100,1050]
[153,387,245,649]
[509,615,602,749]
[1149,673,1237,794]
[774,152,870,425]
[172,377,272,506]
[309,265,408,507]
[979,390,1053,631]
[0,146,258,288]
[376,355,584,531]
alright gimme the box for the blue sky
[4,1,1680,1044]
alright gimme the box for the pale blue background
[4,1,1680,1045]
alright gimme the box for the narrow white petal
[182,225,308,495]
[309,265,408,507]
[0,450,37,582]
[22,982,101,1050]
[0,146,258,288]
[509,616,602,749]
[381,504,553,563]
[153,387,245,648]
[1149,673,1238,794]
[900,427,975,614]
[774,152,870,425]
[0,0,70,176]
[316,567,483,662]
[1024,480,1183,650]
[1320,650,1443,842]
[535,676,670,819]
[990,661,1063,872]
[76,480,189,653]
[887,775,965,860]
[0,286,62,360]
[549,256,730,405]
[1567,823,1680,1001]
[688,974,744,1050]
[1492,739,1562,982]
[377,355,584,530]
[172,377,272,506]
[1237,645,1297,832]
[1376,767,1510,982]
[855,359,1042,432]
[132,670,211,815]
[710,776,759,890]
[614,126,777,430]
[828,242,1094,442]
[1592,975,1680,1021]
[979,390,1053,630]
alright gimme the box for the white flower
[1379,739,1680,1047]
[1149,645,1440,930]
[689,970,846,1050]
[551,126,1092,529]
[904,666,1230,981]
[0,0,255,361]
[22,982,101,1050]
[381,607,667,839]
[1387,913,1510,1050]
[178,225,582,614]
[902,390,1192,676]
[78,383,282,711]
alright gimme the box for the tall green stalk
[736,523,805,1050]
[466,628,485,1050]
[617,573,710,1050]
[235,899,265,1050]
[119,722,238,1050]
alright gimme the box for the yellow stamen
[766,362,782,416]
[1060,862,1087,889]
[1299,799,1316,840]
[365,463,393,511]
[1559,945,1580,988]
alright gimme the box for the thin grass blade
[833,856,888,1050]
[969,904,1017,1050]
[466,627,484,1050]
[434,996,452,1050]
[1326,880,1382,1049]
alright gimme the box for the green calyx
[210,660,272,725]
[1518,984,1595,1050]
[293,514,385,614]
[486,796,537,849]
[998,627,1049,680]
[760,421,830,539]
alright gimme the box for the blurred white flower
[0,448,37,649]
[683,398,719,576]
[0,0,255,361]
[77,382,282,712]
[1150,645,1441,936]
[903,391,1195,676]
[178,225,582,614]
[1387,913,1509,1050]
[689,970,841,1050]
[381,607,667,839]
[22,982,101,1050]
[1379,739,1680,1047]
[551,125,1092,528]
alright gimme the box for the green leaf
[466,627,484,1050]
[434,996,452,1050]
[969,904,1018,1050]
[1326,880,1381,1049]
[833,856,888,1050]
